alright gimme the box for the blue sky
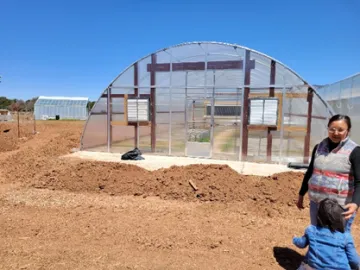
[1,0,359,101]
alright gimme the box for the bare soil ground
[1,120,360,270]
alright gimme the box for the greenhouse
[34,96,89,120]
[317,73,360,144]
[81,42,335,164]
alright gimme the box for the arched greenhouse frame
[81,42,334,163]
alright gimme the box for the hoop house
[81,42,333,163]
[35,96,89,120]
[317,73,360,144]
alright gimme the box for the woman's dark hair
[317,198,345,233]
[328,114,352,130]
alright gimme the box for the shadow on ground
[273,246,304,270]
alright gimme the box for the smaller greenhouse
[34,96,89,120]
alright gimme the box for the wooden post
[17,110,20,138]
[124,94,128,125]
[33,112,36,134]
[267,60,276,162]
[241,50,251,160]
[304,88,313,163]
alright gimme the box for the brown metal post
[33,112,36,134]
[150,54,157,152]
[109,87,113,150]
[241,50,251,160]
[267,60,276,162]
[17,110,20,138]
[134,62,139,147]
[304,88,313,163]
[192,100,195,129]
[269,61,276,97]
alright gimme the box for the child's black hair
[317,198,345,233]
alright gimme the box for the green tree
[0,96,39,111]
[0,96,15,109]
[87,101,96,111]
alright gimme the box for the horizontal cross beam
[101,94,151,98]
[147,60,255,72]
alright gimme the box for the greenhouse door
[185,98,213,158]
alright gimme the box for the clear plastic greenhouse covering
[34,96,89,120]
[317,73,360,144]
[81,42,334,164]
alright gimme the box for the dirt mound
[29,159,304,217]
[1,120,305,218]
[0,122,82,185]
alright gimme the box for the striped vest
[308,137,358,206]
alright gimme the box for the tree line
[0,96,96,111]
[0,96,38,111]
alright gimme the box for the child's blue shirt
[293,225,360,270]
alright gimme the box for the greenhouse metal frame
[81,42,334,164]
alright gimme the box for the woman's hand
[343,203,358,220]
[296,195,304,210]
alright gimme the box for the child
[293,198,360,270]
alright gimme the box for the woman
[297,114,360,231]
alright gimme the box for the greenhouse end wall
[317,73,360,144]
[34,96,89,120]
[81,42,333,164]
